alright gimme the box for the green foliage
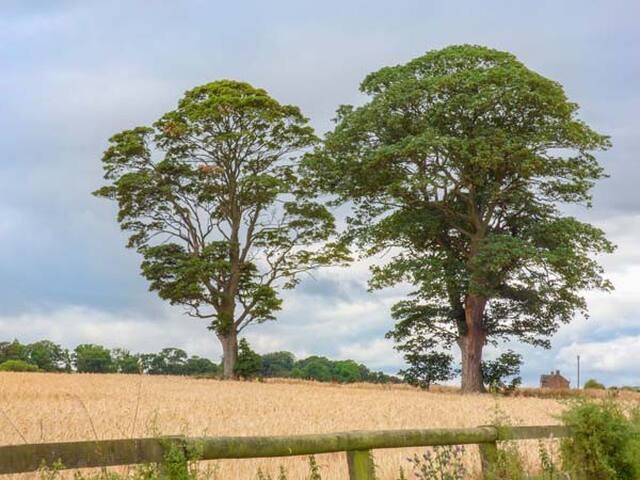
[0,339,27,363]
[0,337,393,384]
[1,339,70,372]
[156,438,204,480]
[39,438,206,480]
[0,359,39,372]
[399,351,456,389]
[292,357,333,382]
[112,348,142,374]
[95,80,348,377]
[284,354,397,384]
[260,351,295,377]
[583,378,605,390]
[304,44,614,390]
[139,348,219,377]
[405,446,467,480]
[482,350,523,392]
[73,344,114,373]
[234,339,263,379]
[485,444,528,480]
[560,400,640,479]
[332,360,362,383]
[144,348,188,375]
[184,356,218,376]
[537,441,563,479]
[481,407,564,480]
[25,340,67,371]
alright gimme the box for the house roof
[540,372,569,383]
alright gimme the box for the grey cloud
[1,0,639,384]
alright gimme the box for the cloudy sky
[1,1,639,386]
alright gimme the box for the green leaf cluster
[95,80,348,344]
[560,400,640,479]
[304,44,614,368]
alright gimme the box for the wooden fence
[0,425,570,479]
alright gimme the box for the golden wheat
[0,373,575,479]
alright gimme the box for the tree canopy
[95,80,348,378]
[74,344,114,373]
[304,45,614,392]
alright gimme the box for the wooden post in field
[478,424,499,480]
[346,449,375,479]
[478,441,498,478]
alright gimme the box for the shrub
[560,399,640,479]
[482,350,523,392]
[484,444,528,480]
[583,378,605,390]
[0,359,39,372]
[405,445,466,479]
[234,339,262,379]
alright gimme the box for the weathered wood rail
[0,425,570,479]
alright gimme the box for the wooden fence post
[478,440,498,479]
[346,449,375,480]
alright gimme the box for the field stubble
[0,373,571,479]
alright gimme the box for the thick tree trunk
[458,294,487,393]
[219,329,238,379]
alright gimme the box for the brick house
[540,370,570,389]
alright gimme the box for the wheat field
[0,373,570,479]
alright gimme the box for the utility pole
[577,355,581,390]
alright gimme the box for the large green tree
[304,45,614,392]
[96,81,346,378]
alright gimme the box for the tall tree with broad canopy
[95,80,347,378]
[304,45,614,392]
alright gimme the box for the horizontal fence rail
[0,425,571,479]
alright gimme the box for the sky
[1,0,639,387]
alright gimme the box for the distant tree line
[0,338,398,384]
[238,340,399,383]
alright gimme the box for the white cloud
[337,338,402,370]
[0,304,221,359]
[557,336,640,386]
[550,214,640,344]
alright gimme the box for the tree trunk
[458,294,487,393]
[219,329,238,379]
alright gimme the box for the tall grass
[0,372,597,479]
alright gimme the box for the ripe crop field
[0,373,571,479]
